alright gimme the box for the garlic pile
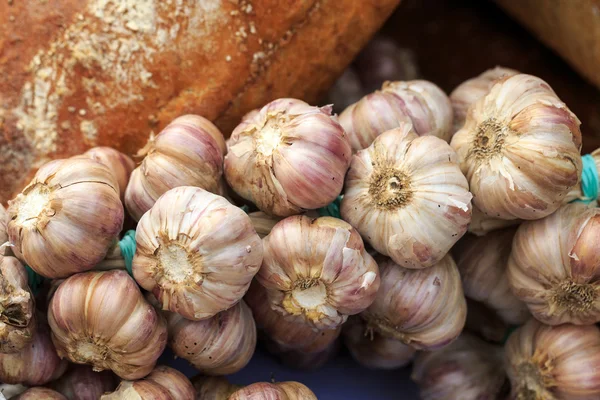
[48,270,167,380]
[256,215,380,329]
[101,366,195,400]
[341,123,472,269]
[505,319,600,399]
[508,203,600,325]
[339,80,453,151]
[133,186,263,320]
[360,255,466,350]
[453,229,529,325]
[7,157,124,278]
[125,115,226,221]
[451,74,582,220]
[224,98,351,216]
[51,365,118,400]
[411,333,506,400]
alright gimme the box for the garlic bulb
[257,215,380,330]
[193,376,241,400]
[245,282,340,354]
[464,299,509,343]
[412,333,506,400]
[0,314,67,385]
[453,229,529,325]
[450,73,582,220]
[80,147,135,200]
[51,365,118,400]
[229,382,318,400]
[125,114,226,221]
[101,366,195,400]
[133,186,263,320]
[7,157,124,278]
[508,203,600,325]
[506,319,600,399]
[265,338,339,371]
[468,205,520,236]
[343,316,415,370]
[14,388,67,400]
[0,255,35,353]
[0,384,27,398]
[224,98,351,217]
[48,270,167,380]
[341,123,472,269]
[166,300,256,375]
[450,66,519,132]
[0,205,7,247]
[339,80,453,151]
[361,255,466,350]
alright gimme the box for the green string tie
[574,154,599,204]
[25,265,45,296]
[317,195,343,219]
[240,205,250,214]
[120,230,137,276]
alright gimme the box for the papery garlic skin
[7,158,124,278]
[412,334,506,400]
[508,203,600,325]
[0,383,27,398]
[339,80,453,151]
[0,314,67,385]
[257,215,380,330]
[125,114,226,221]
[51,365,118,400]
[229,382,318,400]
[193,376,240,400]
[101,366,195,400]
[248,212,282,239]
[48,270,167,380]
[341,124,472,269]
[468,205,521,236]
[450,67,519,133]
[0,255,35,353]
[81,147,135,201]
[361,255,466,350]
[451,73,582,220]
[0,205,8,246]
[343,316,415,370]
[224,98,351,217]
[134,186,263,321]
[454,230,529,325]
[14,388,67,400]
[506,319,600,399]
[167,301,256,375]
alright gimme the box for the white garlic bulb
[451,73,582,220]
[224,98,351,217]
[133,186,263,321]
[341,123,472,269]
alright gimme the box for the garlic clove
[192,376,241,400]
[505,319,600,399]
[48,270,167,380]
[124,115,226,221]
[508,203,600,325]
[13,388,67,400]
[166,300,256,376]
[412,333,507,400]
[450,66,519,133]
[339,79,453,151]
[7,157,124,279]
[453,229,529,325]
[133,186,263,321]
[101,365,195,400]
[361,255,466,350]
[451,73,582,220]
[0,312,67,386]
[341,123,472,269]
[228,382,318,400]
[257,215,380,330]
[78,146,135,201]
[343,316,415,370]
[51,364,118,400]
[224,98,352,217]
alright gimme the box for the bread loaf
[0,0,399,203]
[496,0,600,91]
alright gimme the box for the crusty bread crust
[0,0,399,202]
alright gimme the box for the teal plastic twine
[25,265,45,296]
[317,195,343,219]
[119,230,137,276]
[240,204,250,214]
[573,154,599,204]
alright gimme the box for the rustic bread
[0,0,399,203]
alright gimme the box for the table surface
[163,346,420,399]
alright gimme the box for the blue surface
[162,346,420,399]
